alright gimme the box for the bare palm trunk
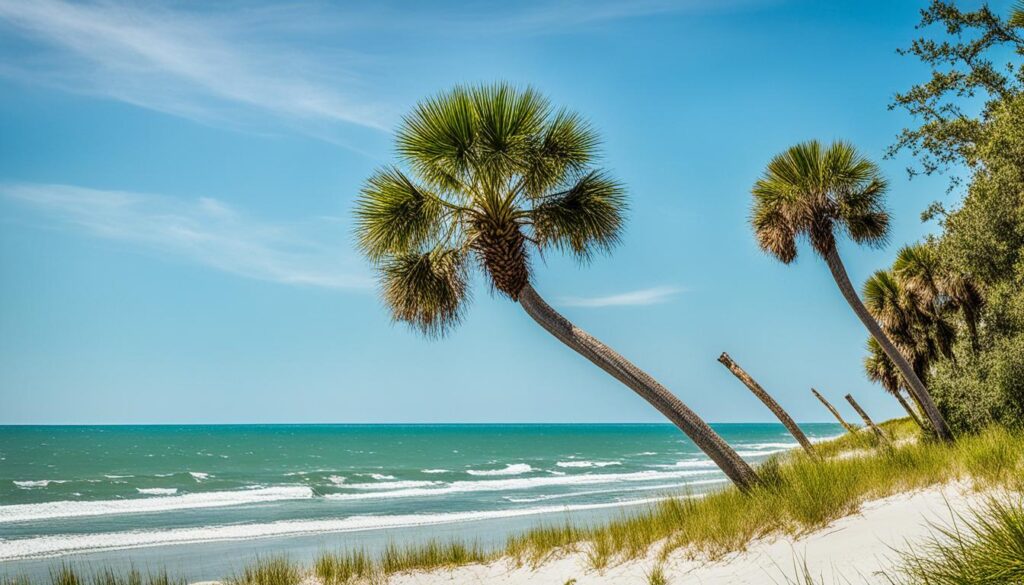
[811,388,857,433]
[893,389,925,430]
[844,394,886,441]
[518,283,758,491]
[718,352,816,457]
[823,248,954,442]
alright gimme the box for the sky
[0,0,998,424]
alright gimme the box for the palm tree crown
[893,243,983,349]
[750,140,890,262]
[355,83,625,336]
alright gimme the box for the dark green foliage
[889,1,1024,187]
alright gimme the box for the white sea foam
[741,442,799,450]
[323,469,720,502]
[0,499,666,561]
[465,463,533,476]
[735,449,789,457]
[0,486,314,524]
[555,460,621,469]
[368,473,395,481]
[502,480,727,503]
[104,475,133,479]
[13,480,65,489]
[421,469,449,474]
[650,459,719,469]
[136,488,178,495]
[189,472,210,481]
[327,476,346,486]
[344,480,440,490]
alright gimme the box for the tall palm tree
[354,83,758,490]
[893,243,983,351]
[863,338,926,431]
[1012,1,1024,27]
[717,352,816,457]
[750,140,954,441]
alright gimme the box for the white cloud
[0,0,391,137]
[1,183,372,291]
[560,285,686,308]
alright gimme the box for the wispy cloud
[560,285,686,308]
[0,0,391,138]
[1,183,372,291]
[0,0,760,142]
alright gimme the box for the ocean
[0,423,842,580]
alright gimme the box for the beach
[389,482,988,584]
[0,423,840,580]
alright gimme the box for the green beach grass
[6,420,1023,585]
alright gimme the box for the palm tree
[863,338,926,431]
[893,243,983,351]
[354,83,758,490]
[717,352,816,457]
[750,140,954,441]
[862,270,955,382]
[1012,1,1024,27]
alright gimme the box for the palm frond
[864,337,901,395]
[355,168,446,262]
[1012,1,1024,27]
[380,249,470,338]
[750,199,798,263]
[529,171,626,261]
[522,110,599,198]
[396,86,478,193]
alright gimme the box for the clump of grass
[885,496,1024,584]
[2,576,32,585]
[227,556,301,585]
[646,563,668,585]
[49,566,81,585]
[378,539,489,575]
[505,522,581,567]
[957,425,1021,485]
[315,550,374,584]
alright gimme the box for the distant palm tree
[354,83,758,490]
[893,243,983,351]
[863,338,926,431]
[750,140,954,441]
[863,269,956,375]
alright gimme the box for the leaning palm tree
[355,83,757,490]
[893,243,983,351]
[750,140,954,441]
[864,338,926,431]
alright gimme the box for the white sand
[389,483,990,584]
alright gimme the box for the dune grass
[5,420,1022,585]
[226,556,301,585]
[884,496,1024,584]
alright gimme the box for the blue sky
[0,0,993,424]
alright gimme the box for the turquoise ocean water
[0,424,842,580]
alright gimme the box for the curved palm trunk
[717,352,816,457]
[823,248,954,442]
[518,284,758,491]
[844,394,886,441]
[811,388,857,433]
[893,389,925,431]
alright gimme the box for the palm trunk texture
[518,283,759,491]
[718,352,816,457]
